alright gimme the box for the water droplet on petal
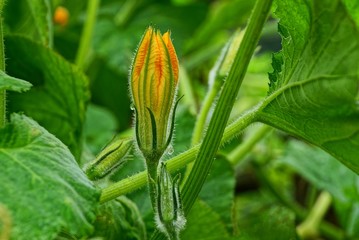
[167,145,174,155]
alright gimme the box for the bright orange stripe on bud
[162,31,179,84]
[133,27,153,82]
[154,32,164,89]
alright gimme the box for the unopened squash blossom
[130,26,180,160]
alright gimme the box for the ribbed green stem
[99,107,258,203]
[0,3,6,128]
[181,0,272,215]
[182,69,223,183]
[75,0,100,69]
[146,158,158,211]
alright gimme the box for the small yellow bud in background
[53,6,69,27]
[130,26,180,160]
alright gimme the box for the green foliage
[259,0,359,172]
[6,36,90,159]
[199,155,235,231]
[0,114,99,240]
[279,141,359,238]
[83,104,118,155]
[92,197,146,240]
[181,200,230,240]
[235,193,297,240]
[3,0,52,46]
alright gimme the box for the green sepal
[146,107,158,151]
[165,95,184,149]
[134,106,142,149]
[172,173,182,220]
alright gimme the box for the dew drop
[167,145,174,155]
[130,104,135,110]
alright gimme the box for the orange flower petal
[162,31,179,84]
[132,27,153,83]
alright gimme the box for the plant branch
[146,158,159,211]
[75,0,100,69]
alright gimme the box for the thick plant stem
[146,158,159,211]
[182,69,222,182]
[75,0,100,69]
[0,4,6,128]
[100,107,258,203]
[181,0,272,215]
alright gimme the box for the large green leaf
[0,114,99,240]
[257,0,359,172]
[6,36,90,159]
[235,193,296,240]
[343,0,359,27]
[279,141,359,238]
[199,155,235,231]
[3,0,52,46]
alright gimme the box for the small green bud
[156,163,186,239]
[85,137,132,180]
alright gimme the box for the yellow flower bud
[53,6,69,27]
[130,26,180,159]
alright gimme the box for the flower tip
[162,31,171,45]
